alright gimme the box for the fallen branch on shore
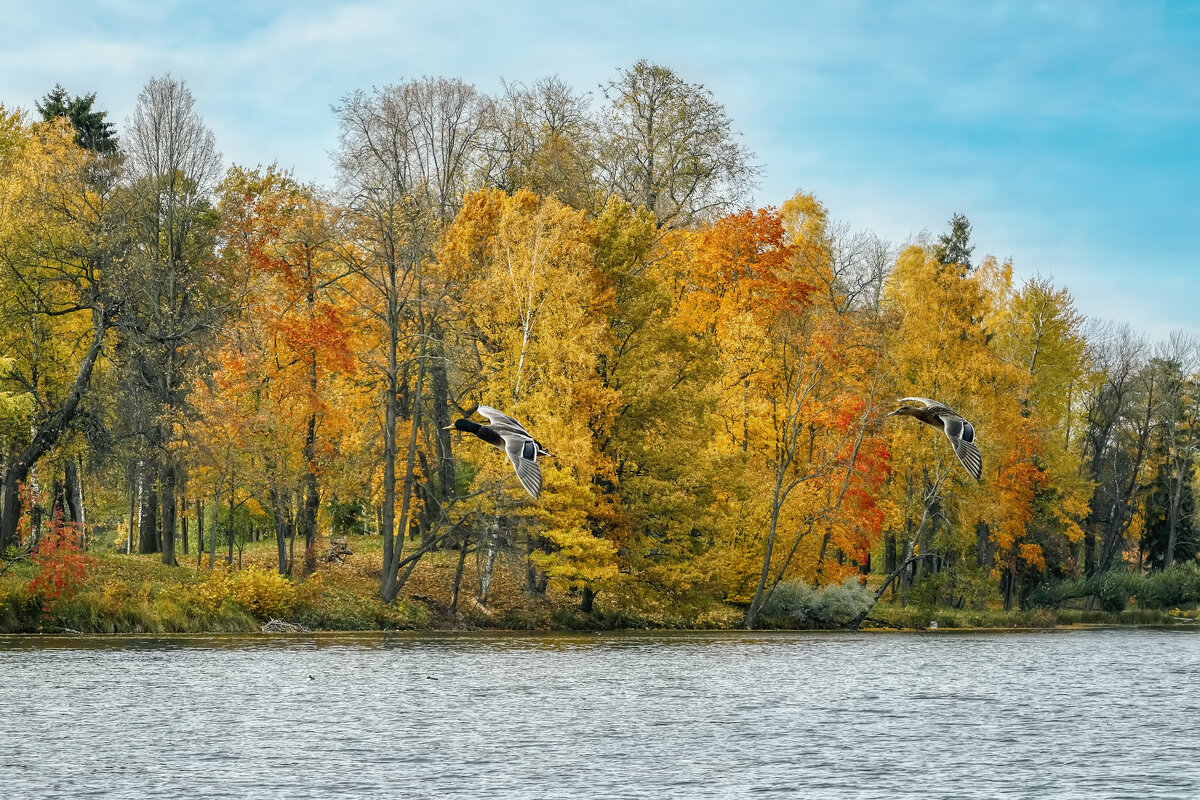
[261,619,309,633]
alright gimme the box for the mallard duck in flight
[889,397,982,481]
[445,405,550,498]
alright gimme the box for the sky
[2,0,1197,340]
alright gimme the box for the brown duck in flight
[445,405,550,498]
[889,397,982,481]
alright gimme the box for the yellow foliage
[230,566,295,620]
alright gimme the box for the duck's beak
[442,424,455,430]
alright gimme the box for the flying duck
[445,405,550,498]
[889,397,982,481]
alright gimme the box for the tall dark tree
[933,212,974,274]
[118,75,227,566]
[36,85,118,155]
[1143,459,1197,569]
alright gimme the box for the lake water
[1,628,1198,799]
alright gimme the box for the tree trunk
[195,499,204,566]
[208,488,219,570]
[139,462,159,554]
[580,586,596,614]
[382,333,426,603]
[301,411,320,576]
[161,463,177,566]
[478,520,500,604]
[525,529,548,595]
[451,535,471,612]
[379,307,401,602]
[128,461,140,555]
[64,458,84,544]
[429,328,455,502]
[271,482,292,576]
[226,488,235,566]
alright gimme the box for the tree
[881,242,1028,607]
[482,76,596,210]
[670,195,888,628]
[0,108,123,554]
[1145,335,1200,568]
[1077,324,1156,576]
[597,60,756,229]
[437,188,617,608]
[932,212,974,273]
[36,85,117,155]
[211,166,351,575]
[118,75,226,566]
[334,77,491,603]
[990,277,1092,605]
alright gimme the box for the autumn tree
[989,277,1091,606]
[597,60,756,229]
[0,108,124,554]
[881,230,1029,607]
[210,166,351,575]
[117,75,227,565]
[437,188,617,609]
[587,198,725,612]
[334,77,491,602]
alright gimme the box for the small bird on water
[445,405,550,498]
[889,397,982,481]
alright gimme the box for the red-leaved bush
[27,514,94,607]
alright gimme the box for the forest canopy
[0,64,1196,630]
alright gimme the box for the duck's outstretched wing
[476,405,531,437]
[941,414,982,481]
[898,396,955,414]
[504,437,543,498]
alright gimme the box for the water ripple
[1,629,1198,798]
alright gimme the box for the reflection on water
[2,629,1198,799]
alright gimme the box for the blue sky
[3,0,1197,339]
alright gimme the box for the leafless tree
[597,60,757,229]
[334,77,490,603]
[481,75,597,209]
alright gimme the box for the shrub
[27,520,95,608]
[192,569,233,614]
[1095,570,1139,612]
[229,566,295,620]
[760,578,873,628]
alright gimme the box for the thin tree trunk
[64,458,84,546]
[209,484,220,571]
[451,534,471,612]
[226,487,235,566]
[478,519,499,604]
[196,499,204,567]
[302,411,320,576]
[128,461,140,555]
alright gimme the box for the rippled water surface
[2,628,1198,799]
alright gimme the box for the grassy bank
[2,533,1196,634]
